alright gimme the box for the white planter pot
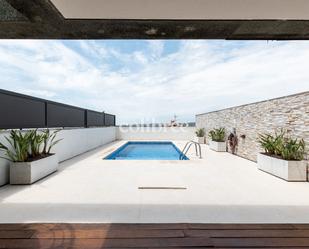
[209,140,226,152]
[257,153,307,182]
[197,137,205,144]
[10,154,58,185]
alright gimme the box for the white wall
[51,127,116,162]
[117,126,196,141]
[0,127,116,186]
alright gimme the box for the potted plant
[0,129,61,184]
[195,128,205,144]
[257,130,307,181]
[208,128,226,152]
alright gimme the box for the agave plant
[195,128,205,137]
[209,128,225,142]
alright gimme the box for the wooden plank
[155,248,308,249]
[1,223,303,231]
[0,230,34,239]
[1,223,309,249]
[188,224,296,230]
[186,229,309,238]
[212,237,309,247]
[292,224,309,230]
[0,223,72,231]
[149,248,213,249]
[0,223,187,231]
[0,238,212,248]
[97,223,187,230]
[212,248,308,249]
[31,229,185,239]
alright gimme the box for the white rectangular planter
[257,153,307,182]
[197,137,205,144]
[209,140,226,152]
[10,154,58,185]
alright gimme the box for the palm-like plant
[258,130,306,161]
[209,128,225,142]
[258,130,284,156]
[42,129,62,154]
[281,138,306,160]
[0,130,32,162]
[29,130,45,158]
[0,129,62,162]
[195,128,205,137]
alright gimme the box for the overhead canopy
[1,0,309,39]
[51,0,309,20]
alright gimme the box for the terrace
[0,140,309,224]
[1,1,309,248]
[0,77,308,249]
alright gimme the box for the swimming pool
[104,141,189,160]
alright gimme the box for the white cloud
[148,40,164,59]
[18,89,57,98]
[0,40,308,124]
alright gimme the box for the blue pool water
[105,141,188,160]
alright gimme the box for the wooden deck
[1,223,309,248]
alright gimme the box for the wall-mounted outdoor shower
[228,128,238,154]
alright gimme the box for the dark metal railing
[0,89,116,129]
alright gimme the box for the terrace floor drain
[138,187,187,190]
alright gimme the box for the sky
[0,40,308,124]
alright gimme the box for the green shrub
[258,130,284,156]
[42,129,62,154]
[280,138,306,161]
[0,129,62,162]
[29,130,45,158]
[195,128,205,137]
[0,130,32,162]
[258,130,306,161]
[209,128,225,142]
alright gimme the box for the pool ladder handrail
[180,140,202,160]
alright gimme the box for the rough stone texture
[0,0,26,21]
[196,92,309,162]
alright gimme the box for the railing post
[44,101,48,128]
[84,110,88,128]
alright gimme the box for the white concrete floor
[0,140,308,223]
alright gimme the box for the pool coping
[103,140,189,160]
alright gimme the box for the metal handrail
[180,141,192,156]
[180,141,195,159]
[180,140,202,160]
